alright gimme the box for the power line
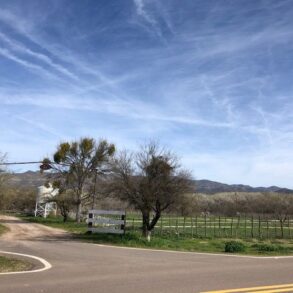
[0,161,43,165]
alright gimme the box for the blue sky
[0,0,292,188]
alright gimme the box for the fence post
[183,217,186,236]
[288,217,291,239]
[121,214,126,235]
[88,212,93,234]
[191,217,194,238]
[176,218,179,238]
[213,217,216,237]
[218,216,221,238]
[236,216,240,238]
[160,216,163,236]
[266,219,269,239]
[204,214,207,237]
[258,216,261,239]
[244,214,247,239]
[195,216,198,237]
[230,217,233,238]
[251,216,254,238]
[132,218,135,231]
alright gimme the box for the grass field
[0,222,32,273]
[0,223,8,236]
[22,215,293,256]
[123,213,293,240]
[0,256,33,273]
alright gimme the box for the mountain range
[6,171,292,194]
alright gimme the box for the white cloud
[133,0,156,25]
[0,1,292,188]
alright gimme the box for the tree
[260,193,293,238]
[0,152,8,210]
[112,142,193,240]
[41,138,115,222]
[52,190,74,222]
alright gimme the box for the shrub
[252,243,277,252]
[224,241,246,253]
[252,243,289,253]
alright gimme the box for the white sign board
[87,210,126,234]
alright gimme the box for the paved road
[0,216,293,293]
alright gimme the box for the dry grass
[0,223,8,236]
[0,256,33,273]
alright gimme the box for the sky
[0,0,292,188]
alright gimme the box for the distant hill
[6,171,293,194]
[6,171,45,188]
[194,179,292,194]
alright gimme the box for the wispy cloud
[0,93,233,129]
[0,47,57,79]
[0,0,292,187]
[133,0,156,26]
[0,32,79,81]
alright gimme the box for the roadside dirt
[0,215,70,241]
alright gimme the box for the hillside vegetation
[6,171,292,194]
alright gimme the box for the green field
[0,223,8,236]
[126,213,293,240]
[0,223,32,273]
[22,215,293,256]
[0,256,33,273]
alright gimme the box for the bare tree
[260,193,293,238]
[111,142,193,240]
[41,138,115,222]
[0,152,8,210]
[52,190,75,222]
[0,152,7,187]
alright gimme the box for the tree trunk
[149,211,161,231]
[142,210,161,242]
[60,206,68,222]
[146,230,151,242]
[280,219,284,238]
[76,201,82,223]
[142,211,150,238]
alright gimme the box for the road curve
[0,216,293,293]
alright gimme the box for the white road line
[94,244,293,259]
[0,251,52,275]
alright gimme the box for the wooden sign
[87,210,126,234]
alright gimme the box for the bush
[224,241,246,253]
[252,243,277,252]
[252,243,289,253]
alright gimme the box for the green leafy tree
[42,138,115,222]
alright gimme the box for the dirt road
[0,215,69,241]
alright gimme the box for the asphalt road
[0,216,293,293]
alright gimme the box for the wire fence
[126,214,293,239]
